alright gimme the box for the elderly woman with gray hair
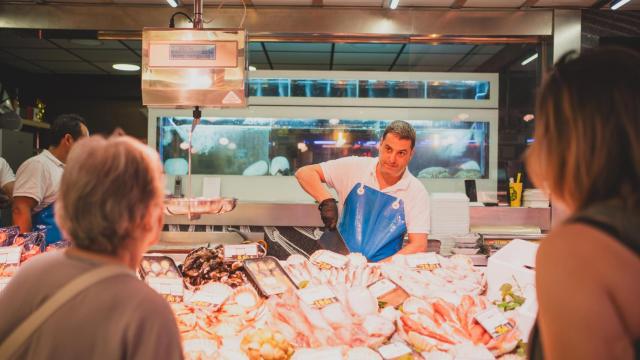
[0,134,183,359]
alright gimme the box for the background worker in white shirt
[295,120,430,262]
[12,114,89,243]
[0,157,16,223]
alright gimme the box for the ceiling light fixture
[389,0,400,10]
[521,53,538,66]
[166,0,180,8]
[611,0,630,10]
[112,63,140,71]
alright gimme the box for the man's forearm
[295,167,333,203]
[12,204,33,233]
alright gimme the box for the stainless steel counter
[164,202,551,229]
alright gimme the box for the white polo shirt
[0,157,15,188]
[320,156,430,234]
[13,150,65,213]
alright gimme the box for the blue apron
[338,183,407,262]
[32,203,62,245]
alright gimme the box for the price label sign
[188,288,230,307]
[0,246,21,265]
[0,247,22,285]
[223,243,259,261]
[311,251,348,269]
[368,279,398,299]
[474,307,514,338]
[406,252,441,271]
[260,275,288,296]
[147,277,184,302]
[297,285,338,309]
[377,342,412,359]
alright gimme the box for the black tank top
[528,200,640,360]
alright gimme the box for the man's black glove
[318,198,338,230]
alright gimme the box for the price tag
[188,288,230,307]
[311,251,348,269]
[223,243,259,261]
[147,277,184,302]
[406,252,441,271]
[368,279,398,299]
[297,285,338,309]
[474,307,514,338]
[0,246,22,265]
[377,342,412,359]
[260,275,288,296]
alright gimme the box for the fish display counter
[161,247,529,360]
[1,224,537,360]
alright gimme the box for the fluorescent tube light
[167,0,179,8]
[521,53,538,66]
[611,0,630,10]
[389,0,400,10]
[112,63,140,71]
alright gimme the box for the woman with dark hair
[526,47,640,359]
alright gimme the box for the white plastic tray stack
[429,193,471,255]
[523,188,550,208]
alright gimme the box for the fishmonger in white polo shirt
[296,120,430,261]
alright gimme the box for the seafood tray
[181,246,247,289]
[140,255,182,279]
[244,256,297,297]
[164,197,237,216]
[140,255,184,302]
[397,295,520,357]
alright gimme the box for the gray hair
[382,120,416,148]
[55,134,164,255]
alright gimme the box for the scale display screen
[169,44,216,61]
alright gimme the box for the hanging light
[521,53,538,66]
[611,0,630,10]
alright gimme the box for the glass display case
[248,78,490,100]
[157,117,489,179]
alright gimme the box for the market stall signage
[406,252,441,271]
[311,251,348,269]
[474,307,514,338]
[224,243,259,261]
[297,285,338,309]
[377,342,413,359]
